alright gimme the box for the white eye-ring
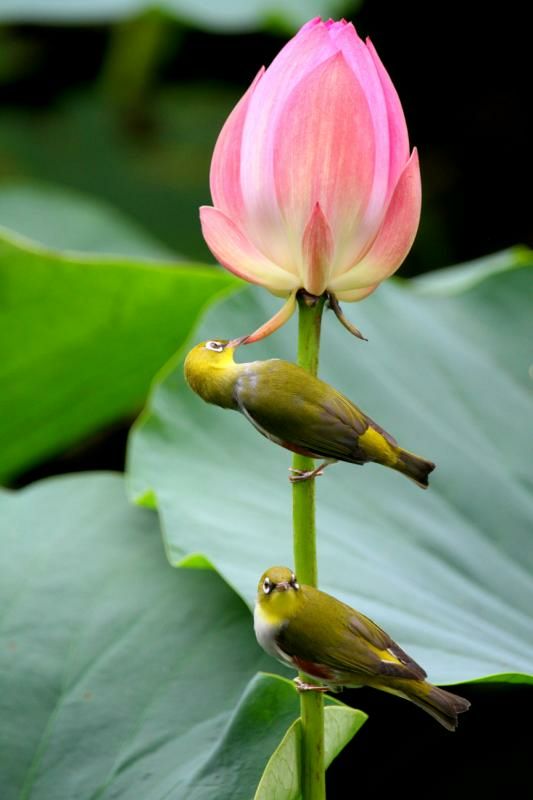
[205,340,224,352]
[290,573,299,590]
[263,577,272,594]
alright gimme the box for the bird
[184,338,435,487]
[254,566,470,731]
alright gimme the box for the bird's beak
[227,335,249,349]
[276,581,291,592]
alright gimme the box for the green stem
[292,291,326,800]
[101,10,173,118]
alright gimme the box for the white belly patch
[254,605,294,668]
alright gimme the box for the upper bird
[184,339,435,486]
[254,566,470,731]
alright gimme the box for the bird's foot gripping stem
[289,466,324,482]
[294,677,329,693]
[288,459,335,483]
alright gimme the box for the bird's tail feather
[395,448,435,489]
[381,681,470,731]
[407,684,471,731]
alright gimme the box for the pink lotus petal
[242,290,297,343]
[239,21,337,265]
[325,19,349,33]
[335,284,378,302]
[273,52,375,245]
[367,38,410,199]
[210,67,264,226]
[328,23,390,231]
[200,19,419,308]
[301,202,334,295]
[300,16,322,32]
[328,149,421,292]
[200,206,299,292]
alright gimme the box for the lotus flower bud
[200,18,421,339]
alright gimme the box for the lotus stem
[292,290,326,800]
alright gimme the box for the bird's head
[184,336,248,372]
[184,336,249,393]
[256,566,302,622]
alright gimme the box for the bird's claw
[294,677,329,693]
[288,467,324,483]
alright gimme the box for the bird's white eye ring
[290,573,299,590]
[263,578,272,594]
[205,340,224,352]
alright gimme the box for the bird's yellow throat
[183,343,240,409]
[258,587,301,625]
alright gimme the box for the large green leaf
[0,0,350,32]
[0,226,237,482]
[255,703,365,800]
[0,472,362,799]
[199,674,365,800]
[128,248,533,686]
[0,182,175,259]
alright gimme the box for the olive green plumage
[184,339,435,487]
[254,567,470,731]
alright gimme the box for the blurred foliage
[0,86,235,261]
[0,181,175,256]
[0,0,355,32]
[0,214,236,483]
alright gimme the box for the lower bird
[254,566,470,731]
[184,338,435,486]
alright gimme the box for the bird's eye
[263,578,272,594]
[205,340,224,352]
[290,573,299,590]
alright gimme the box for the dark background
[1,2,531,795]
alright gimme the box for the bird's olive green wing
[347,611,426,679]
[234,360,372,462]
[278,587,426,681]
